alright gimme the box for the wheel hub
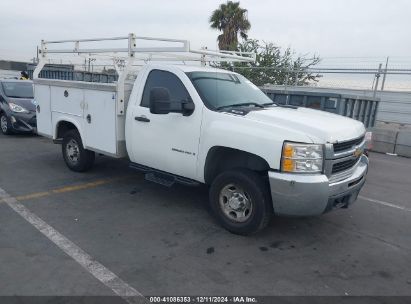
[219,184,252,223]
[66,139,80,163]
[228,193,247,211]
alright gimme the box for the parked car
[0,79,36,135]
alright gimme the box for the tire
[0,113,12,135]
[209,169,273,235]
[62,129,95,172]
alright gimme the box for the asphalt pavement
[0,132,410,300]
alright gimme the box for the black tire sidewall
[62,130,94,172]
[0,113,11,135]
[209,169,272,235]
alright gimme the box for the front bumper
[9,112,37,133]
[268,155,369,216]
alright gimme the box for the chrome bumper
[268,155,369,216]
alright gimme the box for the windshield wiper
[217,102,265,110]
[263,102,299,109]
[262,102,278,107]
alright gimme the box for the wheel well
[56,121,77,139]
[204,146,270,184]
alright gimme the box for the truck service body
[34,34,368,234]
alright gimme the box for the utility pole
[381,56,389,91]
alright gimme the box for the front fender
[196,110,312,182]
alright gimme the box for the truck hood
[245,106,365,143]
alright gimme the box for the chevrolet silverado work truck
[34,35,368,234]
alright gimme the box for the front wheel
[209,169,273,235]
[0,113,12,135]
[62,130,95,172]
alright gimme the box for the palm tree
[209,1,251,51]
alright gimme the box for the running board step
[129,162,200,187]
[145,172,174,187]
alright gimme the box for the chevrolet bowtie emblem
[354,148,363,157]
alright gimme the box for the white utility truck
[34,34,369,234]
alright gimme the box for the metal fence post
[294,68,299,86]
[284,66,289,92]
[373,63,382,100]
[381,56,389,91]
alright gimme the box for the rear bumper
[268,155,368,216]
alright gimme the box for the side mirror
[149,87,171,115]
[182,99,195,116]
[149,87,195,116]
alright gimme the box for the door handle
[135,116,150,122]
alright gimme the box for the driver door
[130,68,202,180]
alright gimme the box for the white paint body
[35,79,132,156]
[35,64,365,183]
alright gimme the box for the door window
[141,70,190,108]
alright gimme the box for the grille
[333,136,364,153]
[332,157,359,174]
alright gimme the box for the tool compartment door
[50,86,84,117]
[83,89,117,155]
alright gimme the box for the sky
[0,0,410,63]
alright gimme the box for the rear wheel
[0,113,12,135]
[209,169,273,235]
[62,129,95,172]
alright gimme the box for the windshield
[186,72,272,109]
[1,82,34,98]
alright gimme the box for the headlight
[281,142,323,173]
[9,102,29,113]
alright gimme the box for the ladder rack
[38,33,256,64]
[33,33,256,116]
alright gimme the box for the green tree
[231,39,321,86]
[209,1,251,51]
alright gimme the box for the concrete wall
[394,130,411,157]
[371,124,411,157]
[0,60,27,71]
[0,60,28,80]
[0,69,20,79]
[261,85,411,157]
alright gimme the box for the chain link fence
[229,66,411,92]
[227,67,411,126]
[222,57,411,92]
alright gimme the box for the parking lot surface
[1,132,411,298]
